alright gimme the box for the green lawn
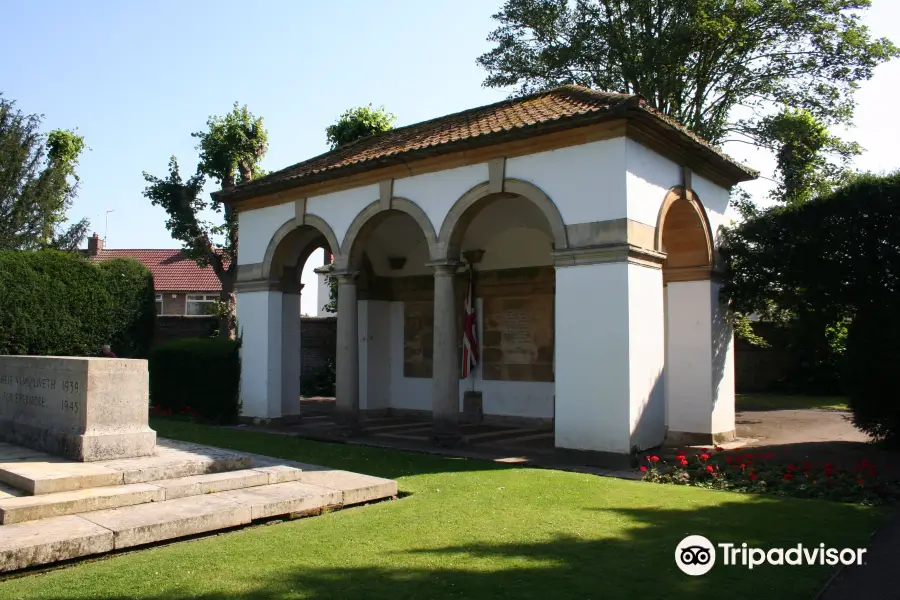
[737,393,849,411]
[0,419,887,600]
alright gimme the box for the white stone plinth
[0,356,156,462]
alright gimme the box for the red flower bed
[641,447,900,505]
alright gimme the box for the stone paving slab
[295,470,399,506]
[0,438,254,495]
[0,515,114,571]
[0,483,164,524]
[151,469,270,500]
[213,481,341,520]
[81,494,252,550]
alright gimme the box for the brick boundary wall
[300,316,336,379]
[154,316,218,346]
[153,317,337,380]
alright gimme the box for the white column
[665,279,735,443]
[334,272,359,430]
[280,290,302,417]
[236,289,283,420]
[554,261,666,458]
[430,261,461,444]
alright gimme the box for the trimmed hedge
[845,301,900,444]
[149,338,241,423]
[0,251,155,357]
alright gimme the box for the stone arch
[655,186,714,281]
[339,197,438,270]
[437,178,568,260]
[261,215,340,281]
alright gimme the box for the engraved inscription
[0,372,84,415]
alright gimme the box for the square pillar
[280,291,302,417]
[554,260,666,464]
[665,279,735,444]
[236,289,283,420]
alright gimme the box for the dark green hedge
[0,251,155,357]
[149,338,241,423]
[845,301,900,444]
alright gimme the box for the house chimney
[87,232,103,256]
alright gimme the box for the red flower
[749,473,759,481]
[786,464,798,472]
[724,457,733,463]
[857,478,865,485]
[699,453,710,461]
[706,465,714,473]
[650,456,660,462]
[679,459,689,466]
[783,473,794,481]
[700,448,708,453]
[640,466,648,472]
[765,452,776,460]
[714,445,724,452]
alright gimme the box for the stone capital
[426,260,463,275]
[331,270,359,285]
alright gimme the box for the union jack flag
[461,264,479,378]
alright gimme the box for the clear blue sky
[3,0,899,313]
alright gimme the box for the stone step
[0,479,366,570]
[0,468,304,524]
[0,439,253,495]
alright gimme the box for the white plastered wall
[554,262,666,454]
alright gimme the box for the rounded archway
[656,187,713,282]
[437,179,561,427]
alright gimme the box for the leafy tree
[143,103,268,338]
[478,0,897,149]
[721,172,900,393]
[0,94,89,251]
[326,105,396,149]
[321,105,397,310]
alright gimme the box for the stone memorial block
[0,356,156,462]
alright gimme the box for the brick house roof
[91,249,223,292]
[214,85,757,204]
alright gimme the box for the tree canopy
[326,105,396,149]
[478,0,897,149]
[142,103,268,337]
[0,94,89,252]
[722,171,900,324]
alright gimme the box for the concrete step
[0,439,254,495]
[0,468,304,524]
[0,478,365,570]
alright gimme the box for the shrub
[844,301,900,444]
[300,358,336,397]
[0,251,155,357]
[149,337,241,423]
[641,448,900,506]
[96,258,156,358]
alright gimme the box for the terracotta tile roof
[215,85,757,203]
[91,249,223,292]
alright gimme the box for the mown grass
[0,419,887,600]
[737,394,849,411]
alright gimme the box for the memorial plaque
[0,356,156,461]
[482,295,554,382]
[403,302,434,378]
